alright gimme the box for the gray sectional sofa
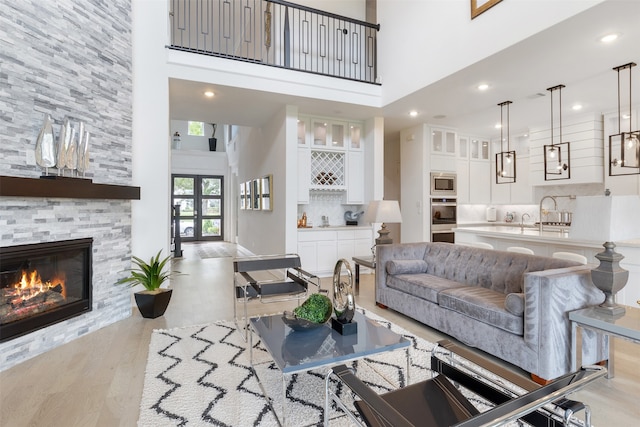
[375,242,607,381]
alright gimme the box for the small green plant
[293,293,333,323]
[117,250,181,291]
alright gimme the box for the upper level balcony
[168,0,380,85]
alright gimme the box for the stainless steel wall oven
[431,198,457,243]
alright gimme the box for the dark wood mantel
[0,175,140,200]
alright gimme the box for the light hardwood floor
[1,242,638,426]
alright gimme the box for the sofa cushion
[387,273,467,304]
[386,259,428,275]
[438,287,524,335]
[422,243,580,295]
[505,292,525,316]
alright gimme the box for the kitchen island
[454,225,640,307]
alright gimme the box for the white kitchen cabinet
[297,241,317,272]
[317,240,338,272]
[456,158,470,203]
[297,117,309,146]
[346,150,364,204]
[297,148,310,203]
[299,115,365,200]
[468,160,491,204]
[349,123,362,150]
[458,136,468,159]
[470,138,490,160]
[431,128,456,155]
[312,119,346,150]
[298,228,372,276]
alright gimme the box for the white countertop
[297,225,372,231]
[454,225,640,248]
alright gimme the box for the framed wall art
[260,174,272,211]
[245,181,252,210]
[252,179,261,210]
[239,182,245,210]
[471,0,502,19]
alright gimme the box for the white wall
[132,0,172,262]
[236,107,291,255]
[377,0,604,104]
[296,0,366,21]
[384,134,402,242]
[170,120,226,152]
[400,124,429,242]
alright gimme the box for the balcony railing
[168,0,380,84]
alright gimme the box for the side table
[570,305,640,379]
[351,255,375,296]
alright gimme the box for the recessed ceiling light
[494,123,502,129]
[572,104,583,111]
[623,113,631,120]
[409,110,418,117]
[477,84,489,91]
[600,33,618,43]
[204,91,215,97]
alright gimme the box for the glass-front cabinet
[298,115,364,203]
[312,120,346,149]
[470,138,490,160]
[349,123,362,150]
[432,128,456,155]
[297,117,309,146]
[312,120,328,147]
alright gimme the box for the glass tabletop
[569,305,640,341]
[250,311,409,374]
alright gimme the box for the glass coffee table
[249,311,410,426]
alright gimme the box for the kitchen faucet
[520,213,531,231]
[538,196,557,231]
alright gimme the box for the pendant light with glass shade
[544,84,571,180]
[609,62,640,176]
[495,101,516,184]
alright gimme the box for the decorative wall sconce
[495,101,516,184]
[544,84,571,181]
[609,62,640,176]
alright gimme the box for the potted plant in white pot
[117,250,181,318]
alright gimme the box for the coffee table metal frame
[352,255,375,296]
[249,311,410,426]
[570,305,640,379]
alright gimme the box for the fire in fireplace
[0,238,92,342]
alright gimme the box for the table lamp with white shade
[569,194,640,315]
[363,200,402,245]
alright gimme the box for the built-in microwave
[430,172,456,196]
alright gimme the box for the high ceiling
[169,1,640,142]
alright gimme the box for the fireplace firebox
[0,238,92,342]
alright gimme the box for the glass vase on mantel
[56,117,72,176]
[35,113,57,176]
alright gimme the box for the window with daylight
[187,121,204,136]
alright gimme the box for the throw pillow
[386,259,428,275]
[505,292,525,316]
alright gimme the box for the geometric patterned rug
[138,309,518,427]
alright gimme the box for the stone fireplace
[0,0,134,372]
[1,238,93,343]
